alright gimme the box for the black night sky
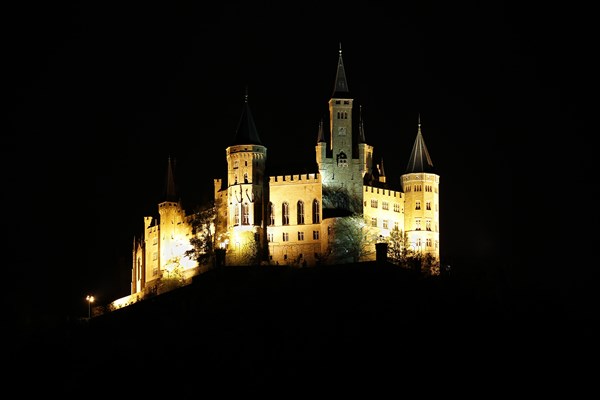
[7,2,595,329]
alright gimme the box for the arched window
[242,203,250,225]
[234,206,240,225]
[312,199,320,223]
[282,202,289,225]
[297,200,305,224]
[268,202,275,226]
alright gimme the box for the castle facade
[129,47,440,298]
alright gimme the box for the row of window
[268,200,320,226]
[369,199,438,212]
[412,238,438,249]
[268,230,320,242]
[405,184,437,193]
[369,199,402,212]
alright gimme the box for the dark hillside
[9,262,596,396]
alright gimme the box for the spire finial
[244,86,249,103]
[339,42,342,56]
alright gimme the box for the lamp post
[86,295,95,319]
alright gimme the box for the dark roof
[331,45,351,99]
[405,119,435,174]
[231,92,263,146]
[163,156,179,202]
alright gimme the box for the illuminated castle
[128,47,440,299]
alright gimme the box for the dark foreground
[8,262,598,396]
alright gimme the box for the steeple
[231,87,262,145]
[164,156,178,202]
[332,43,350,98]
[358,105,366,143]
[406,114,435,173]
[316,119,326,143]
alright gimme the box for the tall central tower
[316,45,373,206]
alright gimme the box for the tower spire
[232,87,262,145]
[164,155,178,202]
[358,105,366,143]
[316,119,325,143]
[332,42,350,98]
[406,114,434,173]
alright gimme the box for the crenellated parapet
[364,185,405,199]
[269,173,321,186]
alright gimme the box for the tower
[401,115,440,260]
[219,91,268,264]
[316,44,372,205]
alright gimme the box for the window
[313,230,320,240]
[371,217,377,227]
[336,152,348,167]
[282,202,289,225]
[394,203,400,213]
[268,202,275,225]
[297,200,305,224]
[382,201,389,210]
[415,201,421,210]
[394,221,399,231]
[383,220,389,229]
[234,160,239,169]
[313,199,320,223]
[283,232,289,242]
[298,231,305,241]
[244,172,249,183]
[371,199,378,208]
[415,219,421,230]
[426,220,431,231]
[426,201,431,210]
[234,206,240,225]
[426,238,432,247]
[268,233,273,242]
[242,203,250,225]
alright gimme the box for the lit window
[268,202,275,225]
[297,200,305,224]
[298,231,305,241]
[282,202,289,225]
[242,203,250,225]
[313,230,319,240]
[283,232,289,242]
[313,199,320,223]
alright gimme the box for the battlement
[364,185,404,199]
[269,173,321,185]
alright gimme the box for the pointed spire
[406,114,435,173]
[358,105,366,143]
[316,119,326,143]
[164,155,178,202]
[332,43,350,98]
[379,157,386,177]
[231,87,262,145]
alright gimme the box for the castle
[127,47,440,300]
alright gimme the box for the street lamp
[86,295,95,319]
